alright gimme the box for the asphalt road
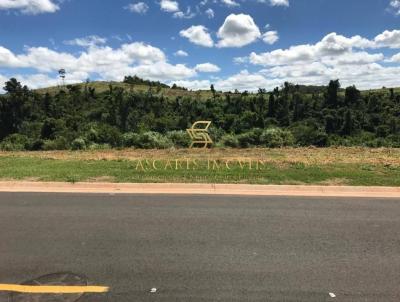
[0,193,400,301]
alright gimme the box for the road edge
[0,182,399,197]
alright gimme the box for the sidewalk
[0,182,399,198]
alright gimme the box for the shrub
[290,124,328,147]
[166,130,191,148]
[121,132,141,148]
[42,137,70,151]
[136,132,173,149]
[41,118,57,140]
[208,127,226,143]
[0,134,29,151]
[71,138,86,150]
[84,127,99,143]
[87,143,111,150]
[386,135,400,147]
[260,128,295,148]
[96,124,122,147]
[29,139,45,151]
[236,128,263,148]
[221,134,239,148]
[376,125,390,138]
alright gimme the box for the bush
[84,127,99,143]
[136,132,173,149]
[87,143,111,150]
[386,135,400,148]
[236,128,263,148]
[208,127,225,143]
[42,137,70,151]
[166,130,191,148]
[121,132,141,148]
[221,134,239,148]
[29,139,45,151]
[290,124,328,147]
[71,138,86,150]
[0,134,29,151]
[96,124,122,147]
[41,118,66,140]
[376,125,390,138]
[260,128,295,148]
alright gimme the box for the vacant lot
[0,147,399,186]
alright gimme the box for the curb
[0,182,399,198]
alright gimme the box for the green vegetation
[0,155,399,186]
[0,147,398,185]
[1,77,400,151]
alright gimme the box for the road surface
[0,193,399,301]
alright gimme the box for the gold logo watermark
[134,159,267,171]
[187,121,213,148]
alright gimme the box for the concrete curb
[0,182,399,198]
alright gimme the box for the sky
[1,0,400,91]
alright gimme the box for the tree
[293,93,305,122]
[341,109,355,135]
[3,78,23,94]
[326,79,341,108]
[390,88,395,100]
[210,84,216,100]
[267,93,276,117]
[344,85,360,107]
[276,96,290,126]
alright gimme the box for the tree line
[0,77,399,151]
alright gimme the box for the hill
[35,81,215,99]
[33,79,400,99]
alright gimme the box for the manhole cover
[9,272,88,302]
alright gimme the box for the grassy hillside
[34,80,400,100]
[35,81,216,99]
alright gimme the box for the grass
[0,147,399,186]
[34,81,399,100]
[35,81,215,99]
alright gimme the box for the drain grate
[9,272,88,302]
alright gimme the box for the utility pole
[58,69,66,87]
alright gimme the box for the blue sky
[1,0,400,91]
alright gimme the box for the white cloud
[160,0,196,19]
[211,60,400,92]
[64,35,107,48]
[160,0,179,12]
[249,32,378,67]
[256,0,289,6]
[233,56,249,64]
[221,0,240,7]
[180,25,214,47]
[125,2,149,14]
[205,8,214,18]
[374,29,400,48]
[215,70,277,91]
[217,14,261,48]
[174,50,188,57]
[262,31,279,45]
[227,30,400,91]
[389,0,400,14]
[173,7,195,19]
[388,52,400,62]
[195,63,221,72]
[0,0,59,14]
[269,0,289,7]
[171,79,211,90]
[127,62,195,81]
[0,41,199,88]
